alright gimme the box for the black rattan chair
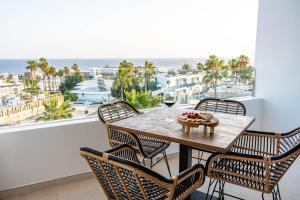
[206,127,300,200]
[194,98,246,164]
[194,98,246,116]
[81,144,205,200]
[98,101,172,177]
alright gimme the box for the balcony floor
[5,151,300,200]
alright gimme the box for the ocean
[0,58,205,74]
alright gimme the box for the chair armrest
[172,164,205,200]
[244,130,277,136]
[105,144,140,163]
[246,127,300,137]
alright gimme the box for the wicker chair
[98,101,172,177]
[194,98,246,164]
[81,144,205,200]
[194,98,246,116]
[206,127,300,200]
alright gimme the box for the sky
[0,0,259,59]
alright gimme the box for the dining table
[108,107,255,200]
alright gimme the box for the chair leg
[276,184,282,200]
[150,158,153,169]
[271,184,281,200]
[272,191,276,200]
[163,150,172,177]
[198,150,204,164]
[220,181,225,200]
[207,180,244,200]
[261,193,265,200]
[218,181,222,200]
[217,181,225,200]
[142,158,146,166]
[206,179,213,200]
[206,179,218,200]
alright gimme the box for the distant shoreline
[0,58,207,74]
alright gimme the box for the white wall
[0,119,108,191]
[237,97,262,130]
[255,0,300,131]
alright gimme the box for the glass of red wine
[163,90,177,122]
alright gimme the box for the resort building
[90,66,118,78]
[156,73,205,103]
[0,80,23,98]
[71,78,111,104]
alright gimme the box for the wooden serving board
[177,117,219,134]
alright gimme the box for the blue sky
[0,0,258,59]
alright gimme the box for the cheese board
[177,112,219,134]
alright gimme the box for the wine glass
[163,90,177,122]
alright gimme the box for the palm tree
[229,55,251,84]
[144,61,156,92]
[237,55,250,69]
[25,79,41,97]
[57,69,64,85]
[26,60,38,80]
[178,64,193,74]
[49,66,57,91]
[228,58,238,75]
[71,64,82,82]
[239,66,254,84]
[228,58,239,84]
[202,72,213,90]
[196,62,206,72]
[38,58,50,91]
[204,55,228,98]
[114,60,134,100]
[63,66,71,76]
[71,64,81,76]
[37,97,75,121]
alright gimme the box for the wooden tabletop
[108,107,255,153]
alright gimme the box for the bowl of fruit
[177,111,219,134]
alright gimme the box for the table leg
[179,144,218,200]
[179,144,192,172]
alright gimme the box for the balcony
[1,0,300,200]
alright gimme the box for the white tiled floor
[5,151,300,200]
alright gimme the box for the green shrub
[125,90,161,109]
[59,75,83,94]
[64,91,78,102]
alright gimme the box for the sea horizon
[0,58,208,74]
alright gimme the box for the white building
[90,66,118,78]
[0,80,23,98]
[156,73,205,103]
[11,74,19,83]
[71,79,111,104]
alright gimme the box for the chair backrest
[269,128,300,190]
[97,101,141,152]
[81,146,174,200]
[194,98,246,116]
[98,101,139,124]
